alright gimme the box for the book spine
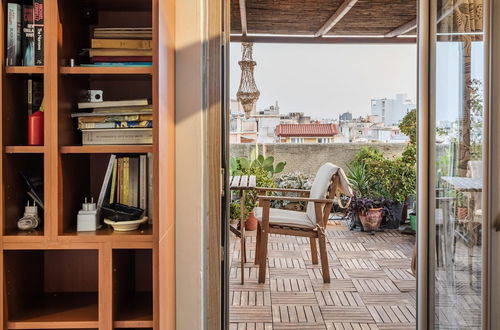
[91,56,153,63]
[33,0,44,66]
[22,5,34,66]
[81,129,153,145]
[139,155,147,211]
[123,157,130,205]
[27,79,33,115]
[6,4,22,66]
[117,158,122,204]
[78,120,153,130]
[97,154,116,212]
[91,39,152,49]
[147,153,153,224]
[110,159,117,205]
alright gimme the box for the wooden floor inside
[229,220,417,330]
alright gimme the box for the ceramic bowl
[104,217,148,232]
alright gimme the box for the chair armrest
[258,195,331,204]
[255,187,310,195]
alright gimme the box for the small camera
[86,90,103,103]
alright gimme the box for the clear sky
[230,42,417,119]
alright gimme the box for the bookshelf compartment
[1,75,44,146]
[58,0,152,68]
[113,249,153,327]
[60,153,152,236]
[59,75,152,146]
[4,250,99,328]
[3,153,44,236]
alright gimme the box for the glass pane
[433,0,484,328]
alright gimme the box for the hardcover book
[22,5,34,66]
[77,98,149,110]
[81,128,152,145]
[91,39,152,49]
[6,3,22,66]
[33,0,44,66]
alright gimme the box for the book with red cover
[91,56,152,63]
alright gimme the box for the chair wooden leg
[318,232,330,283]
[310,237,318,265]
[258,230,269,283]
[255,222,261,265]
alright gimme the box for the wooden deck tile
[229,221,480,329]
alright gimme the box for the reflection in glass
[433,0,483,329]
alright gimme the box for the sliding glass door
[424,0,487,328]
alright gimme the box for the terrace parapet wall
[230,143,407,175]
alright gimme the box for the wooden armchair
[253,163,353,284]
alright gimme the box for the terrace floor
[229,220,417,330]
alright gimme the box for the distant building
[371,94,415,126]
[280,112,311,124]
[339,112,353,121]
[275,123,338,143]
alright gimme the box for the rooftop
[275,124,339,137]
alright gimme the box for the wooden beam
[314,0,359,37]
[385,19,416,38]
[231,35,416,44]
[239,0,248,36]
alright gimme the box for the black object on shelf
[100,203,143,222]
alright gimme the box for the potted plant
[348,197,384,233]
[347,162,385,232]
[272,172,313,211]
[230,151,286,230]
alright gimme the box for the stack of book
[71,98,152,145]
[98,154,152,223]
[6,1,44,66]
[86,27,152,66]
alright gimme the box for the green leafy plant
[229,152,282,220]
[399,109,416,144]
[346,163,371,198]
[271,172,313,210]
[230,150,286,178]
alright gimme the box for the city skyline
[230,42,417,119]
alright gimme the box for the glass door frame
[417,0,492,328]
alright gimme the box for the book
[109,158,117,204]
[147,153,153,224]
[139,155,147,211]
[93,28,152,40]
[91,56,152,62]
[27,78,43,115]
[78,120,152,130]
[33,0,43,66]
[6,3,22,66]
[83,62,152,67]
[77,98,149,110]
[123,157,129,205]
[22,5,34,66]
[91,104,152,113]
[78,115,153,123]
[91,39,152,49]
[117,158,122,203]
[81,128,152,145]
[72,111,152,118]
[129,157,139,207]
[97,154,116,214]
[89,48,152,57]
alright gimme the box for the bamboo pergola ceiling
[231,0,417,43]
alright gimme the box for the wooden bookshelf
[5,66,44,74]
[0,0,175,329]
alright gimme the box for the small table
[440,176,483,284]
[229,175,257,284]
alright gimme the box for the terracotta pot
[358,208,383,232]
[245,211,258,231]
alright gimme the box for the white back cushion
[306,163,337,223]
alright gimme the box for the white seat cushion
[254,207,315,229]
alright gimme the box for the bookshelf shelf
[60,225,153,242]
[60,66,153,75]
[60,145,153,154]
[5,145,45,153]
[5,66,44,74]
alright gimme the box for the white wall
[175,0,206,328]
